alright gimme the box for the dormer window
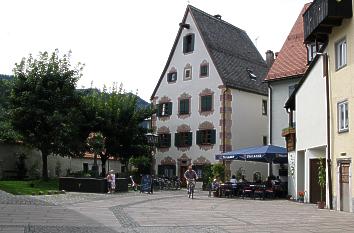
[246,68,257,81]
[183,34,195,54]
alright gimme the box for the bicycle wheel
[191,187,194,199]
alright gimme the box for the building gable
[151,5,268,100]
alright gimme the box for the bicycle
[187,178,195,199]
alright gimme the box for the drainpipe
[268,83,273,177]
[222,88,229,180]
[223,88,227,153]
[268,83,273,144]
[323,53,333,210]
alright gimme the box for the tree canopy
[10,50,84,179]
[82,84,154,174]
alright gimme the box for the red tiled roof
[265,3,311,81]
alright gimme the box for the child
[106,171,112,193]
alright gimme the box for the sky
[0,0,310,101]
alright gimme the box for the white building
[263,4,310,181]
[285,49,328,204]
[151,5,269,182]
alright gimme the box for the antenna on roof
[254,36,259,48]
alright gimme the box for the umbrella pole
[268,160,273,177]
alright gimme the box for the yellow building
[303,0,353,212]
[328,8,354,212]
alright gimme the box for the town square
[1,0,354,232]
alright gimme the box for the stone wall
[0,144,121,179]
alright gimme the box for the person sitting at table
[230,175,237,184]
[212,178,220,190]
[239,175,247,183]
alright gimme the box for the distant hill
[0,74,13,81]
[76,88,149,109]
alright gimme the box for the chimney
[265,50,275,68]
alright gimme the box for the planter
[59,177,128,193]
[317,201,325,209]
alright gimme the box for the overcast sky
[0,0,310,101]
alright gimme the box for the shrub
[212,163,225,182]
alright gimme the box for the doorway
[309,159,325,203]
[339,162,350,212]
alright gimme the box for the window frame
[200,63,209,77]
[158,133,171,148]
[200,95,213,112]
[179,98,190,115]
[262,99,267,116]
[167,71,177,83]
[335,38,347,71]
[338,100,349,133]
[158,102,172,117]
[200,130,212,145]
[184,67,192,81]
[183,34,195,54]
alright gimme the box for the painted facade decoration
[151,5,268,182]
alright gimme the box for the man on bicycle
[184,165,198,192]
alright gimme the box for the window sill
[336,64,347,72]
[338,129,349,134]
[199,110,214,117]
[167,80,177,84]
[183,51,194,55]
[199,75,208,78]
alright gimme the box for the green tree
[0,78,21,142]
[318,158,326,203]
[82,84,154,175]
[10,50,84,180]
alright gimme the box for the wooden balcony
[304,0,352,43]
[282,127,296,152]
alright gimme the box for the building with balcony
[301,0,353,211]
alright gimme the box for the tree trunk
[42,151,49,180]
[101,156,107,177]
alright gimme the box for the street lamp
[145,133,158,175]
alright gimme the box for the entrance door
[310,159,325,203]
[179,166,188,187]
[340,163,350,212]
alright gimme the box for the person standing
[106,170,113,193]
[110,170,116,193]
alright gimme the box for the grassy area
[0,179,59,195]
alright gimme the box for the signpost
[140,175,153,194]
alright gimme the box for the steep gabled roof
[264,3,310,82]
[151,5,268,100]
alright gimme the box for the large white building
[151,5,269,182]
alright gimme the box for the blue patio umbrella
[215,145,288,164]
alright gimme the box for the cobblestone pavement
[1,189,354,232]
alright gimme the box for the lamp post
[145,133,158,175]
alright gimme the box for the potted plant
[298,191,304,202]
[317,158,326,209]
